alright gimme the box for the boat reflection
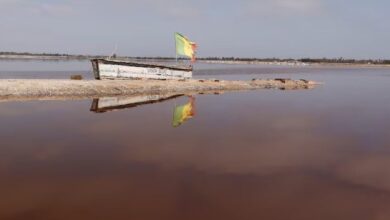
[90,94,183,113]
[90,94,197,127]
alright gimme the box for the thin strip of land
[1,52,390,67]
[0,79,318,102]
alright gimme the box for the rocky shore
[0,78,318,102]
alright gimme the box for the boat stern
[90,59,101,80]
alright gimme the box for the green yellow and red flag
[175,32,197,62]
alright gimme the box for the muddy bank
[0,78,318,102]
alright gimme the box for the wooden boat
[91,59,192,80]
[90,94,183,113]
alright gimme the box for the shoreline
[199,60,390,68]
[1,55,390,68]
[0,79,318,102]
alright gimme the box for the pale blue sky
[0,0,389,58]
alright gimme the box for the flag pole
[174,33,178,63]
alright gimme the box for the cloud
[58,0,204,23]
[0,0,21,4]
[60,0,203,19]
[0,0,25,9]
[0,0,73,16]
[273,0,322,11]
[0,0,321,19]
[36,3,74,16]
[245,0,324,16]
[113,0,203,19]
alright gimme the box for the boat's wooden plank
[92,59,192,71]
[98,62,192,80]
[91,59,192,80]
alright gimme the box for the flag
[175,33,197,62]
[172,97,196,127]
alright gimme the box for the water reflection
[0,89,389,220]
[90,95,197,127]
[172,96,196,127]
[90,94,183,113]
[0,65,390,220]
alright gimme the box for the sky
[0,0,389,59]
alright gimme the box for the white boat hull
[91,59,192,80]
